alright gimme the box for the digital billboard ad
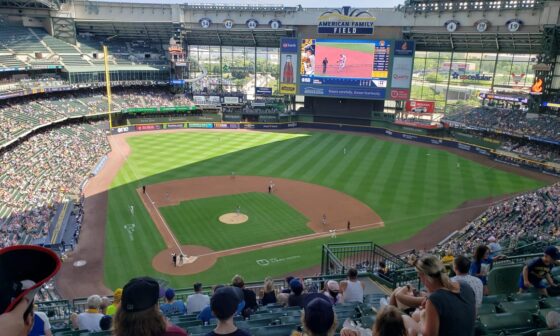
[298,39,414,101]
[279,38,298,95]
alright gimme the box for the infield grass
[104,131,546,289]
[159,192,311,250]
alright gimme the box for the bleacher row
[37,260,560,336]
[0,25,166,70]
[0,122,110,248]
[0,87,192,146]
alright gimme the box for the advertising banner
[316,7,376,35]
[188,123,214,129]
[166,123,185,129]
[280,38,298,95]
[256,87,273,96]
[214,123,240,129]
[135,125,161,131]
[223,96,239,104]
[390,57,413,89]
[405,100,435,113]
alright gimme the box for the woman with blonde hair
[415,255,476,336]
[261,277,277,306]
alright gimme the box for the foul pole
[103,45,113,128]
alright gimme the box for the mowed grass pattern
[159,193,311,250]
[104,131,545,288]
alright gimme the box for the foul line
[145,191,184,255]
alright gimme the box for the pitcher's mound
[219,213,248,224]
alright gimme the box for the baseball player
[337,54,347,72]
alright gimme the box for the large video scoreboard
[297,39,414,100]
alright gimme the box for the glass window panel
[453,52,467,60]
[467,53,482,60]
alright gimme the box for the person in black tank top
[414,255,476,336]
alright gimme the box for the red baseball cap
[0,245,61,314]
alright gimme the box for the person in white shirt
[340,268,365,303]
[186,282,210,314]
[452,255,483,308]
[71,295,104,332]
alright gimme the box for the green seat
[487,264,524,295]
[252,324,297,336]
[543,297,560,308]
[176,319,204,329]
[478,303,497,315]
[500,300,540,313]
[511,292,541,301]
[279,315,302,325]
[483,294,507,305]
[186,325,216,335]
[359,315,376,328]
[479,312,535,334]
[538,330,560,336]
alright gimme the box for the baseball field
[74,129,547,292]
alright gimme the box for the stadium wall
[108,120,559,176]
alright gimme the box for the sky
[98,0,404,8]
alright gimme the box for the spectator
[0,299,33,336]
[206,287,250,336]
[74,295,104,332]
[100,297,111,315]
[519,246,560,296]
[288,279,306,308]
[340,268,365,303]
[440,249,454,265]
[28,308,52,336]
[469,245,493,295]
[106,288,122,316]
[546,311,560,329]
[301,294,337,336]
[160,288,186,316]
[388,286,426,314]
[415,255,476,336]
[231,275,257,315]
[113,277,187,336]
[282,276,294,294]
[261,277,277,306]
[99,315,112,331]
[451,255,483,308]
[198,286,245,324]
[186,283,209,314]
[372,305,418,336]
[488,236,502,258]
[304,279,319,294]
[323,280,341,305]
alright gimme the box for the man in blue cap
[160,288,186,316]
[519,246,560,296]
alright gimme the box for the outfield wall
[109,121,560,177]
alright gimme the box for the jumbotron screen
[299,39,410,100]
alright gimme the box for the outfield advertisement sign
[165,123,186,129]
[405,100,435,113]
[279,38,298,95]
[256,87,273,96]
[136,125,161,131]
[214,123,240,129]
[188,123,214,129]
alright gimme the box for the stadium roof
[64,64,161,72]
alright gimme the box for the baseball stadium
[1,0,560,335]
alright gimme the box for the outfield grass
[159,192,311,250]
[318,42,374,53]
[104,131,546,289]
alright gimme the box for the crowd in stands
[500,140,560,163]
[0,121,109,248]
[434,182,560,259]
[0,87,193,146]
[443,106,560,142]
